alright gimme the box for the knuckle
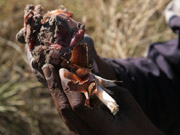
[48,81,58,90]
[57,104,70,116]
[49,87,63,99]
[34,70,47,86]
[72,103,83,113]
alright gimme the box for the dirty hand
[25,33,117,85]
[41,64,165,135]
[24,34,100,86]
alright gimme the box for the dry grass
[0,0,175,134]
[82,0,175,58]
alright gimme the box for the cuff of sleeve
[169,16,180,33]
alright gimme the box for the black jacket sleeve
[104,16,180,135]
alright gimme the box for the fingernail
[42,64,51,79]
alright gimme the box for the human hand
[17,33,99,87]
[41,64,166,135]
[20,31,117,87]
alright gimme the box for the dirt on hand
[16,4,85,71]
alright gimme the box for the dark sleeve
[169,16,180,33]
[104,17,180,135]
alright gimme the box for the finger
[81,34,99,74]
[16,28,25,43]
[25,43,33,66]
[59,68,87,110]
[81,34,97,59]
[81,34,94,49]
[24,43,48,86]
[42,64,93,134]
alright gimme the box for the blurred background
[0,0,175,135]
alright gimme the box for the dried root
[60,67,119,115]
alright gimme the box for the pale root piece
[59,68,119,115]
[94,74,122,87]
[59,68,72,91]
[95,81,119,115]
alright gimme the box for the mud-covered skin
[31,45,72,72]
[16,4,85,72]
